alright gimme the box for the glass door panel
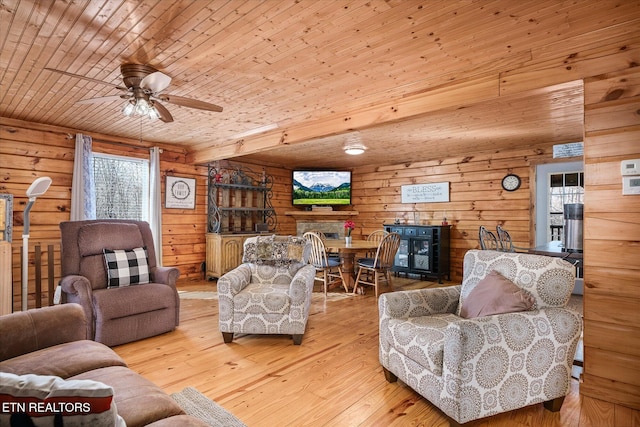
[411,238,432,271]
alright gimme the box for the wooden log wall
[0,116,293,311]
[580,67,640,410]
[0,117,198,310]
[353,145,559,283]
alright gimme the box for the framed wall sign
[401,182,450,203]
[165,176,196,209]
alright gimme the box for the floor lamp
[22,177,52,311]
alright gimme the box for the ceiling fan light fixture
[122,100,135,116]
[122,97,160,121]
[147,105,160,121]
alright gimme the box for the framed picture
[165,176,196,209]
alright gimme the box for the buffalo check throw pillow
[103,247,150,288]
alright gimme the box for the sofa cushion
[70,366,184,427]
[0,372,125,427]
[78,223,144,257]
[92,283,174,320]
[0,340,127,378]
[77,222,146,289]
[234,282,291,315]
[103,247,150,288]
[460,270,535,318]
[386,313,459,376]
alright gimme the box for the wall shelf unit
[206,163,276,278]
[207,163,276,234]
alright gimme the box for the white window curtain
[70,134,96,221]
[149,147,163,266]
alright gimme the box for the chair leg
[353,267,364,295]
[386,269,393,292]
[383,367,397,383]
[323,270,328,295]
[222,332,233,343]
[292,334,303,345]
[543,396,565,412]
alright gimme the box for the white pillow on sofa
[0,372,125,427]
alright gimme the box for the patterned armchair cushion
[242,235,310,267]
[233,282,291,315]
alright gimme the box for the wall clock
[501,174,521,192]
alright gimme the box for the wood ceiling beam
[188,74,500,165]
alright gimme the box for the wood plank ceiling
[1,0,637,168]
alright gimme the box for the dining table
[323,239,380,292]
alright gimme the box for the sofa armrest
[379,285,461,321]
[217,264,252,297]
[288,264,316,307]
[217,264,252,333]
[152,266,180,286]
[0,304,87,362]
[59,275,95,340]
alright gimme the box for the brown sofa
[0,303,208,427]
[59,220,180,347]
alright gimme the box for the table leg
[339,253,356,292]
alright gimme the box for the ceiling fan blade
[157,94,223,112]
[140,71,172,93]
[76,95,128,104]
[44,68,129,92]
[153,100,174,123]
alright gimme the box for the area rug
[170,387,247,427]
[178,291,355,301]
[178,291,218,300]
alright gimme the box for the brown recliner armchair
[59,220,180,347]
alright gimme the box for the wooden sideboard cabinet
[206,233,260,279]
[383,224,451,283]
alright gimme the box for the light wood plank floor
[113,277,639,427]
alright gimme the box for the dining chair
[308,229,340,261]
[365,229,389,257]
[353,232,401,298]
[496,225,534,253]
[479,225,499,250]
[303,231,347,294]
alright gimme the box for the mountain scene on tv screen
[293,173,350,205]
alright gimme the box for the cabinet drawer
[417,228,433,236]
[389,227,404,234]
[404,228,417,236]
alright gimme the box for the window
[93,153,149,220]
[548,171,584,242]
[535,161,584,246]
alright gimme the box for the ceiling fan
[44,64,223,123]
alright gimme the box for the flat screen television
[292,170,351,206]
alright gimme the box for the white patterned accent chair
[217,235,316,345]
[379,249,582,426]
